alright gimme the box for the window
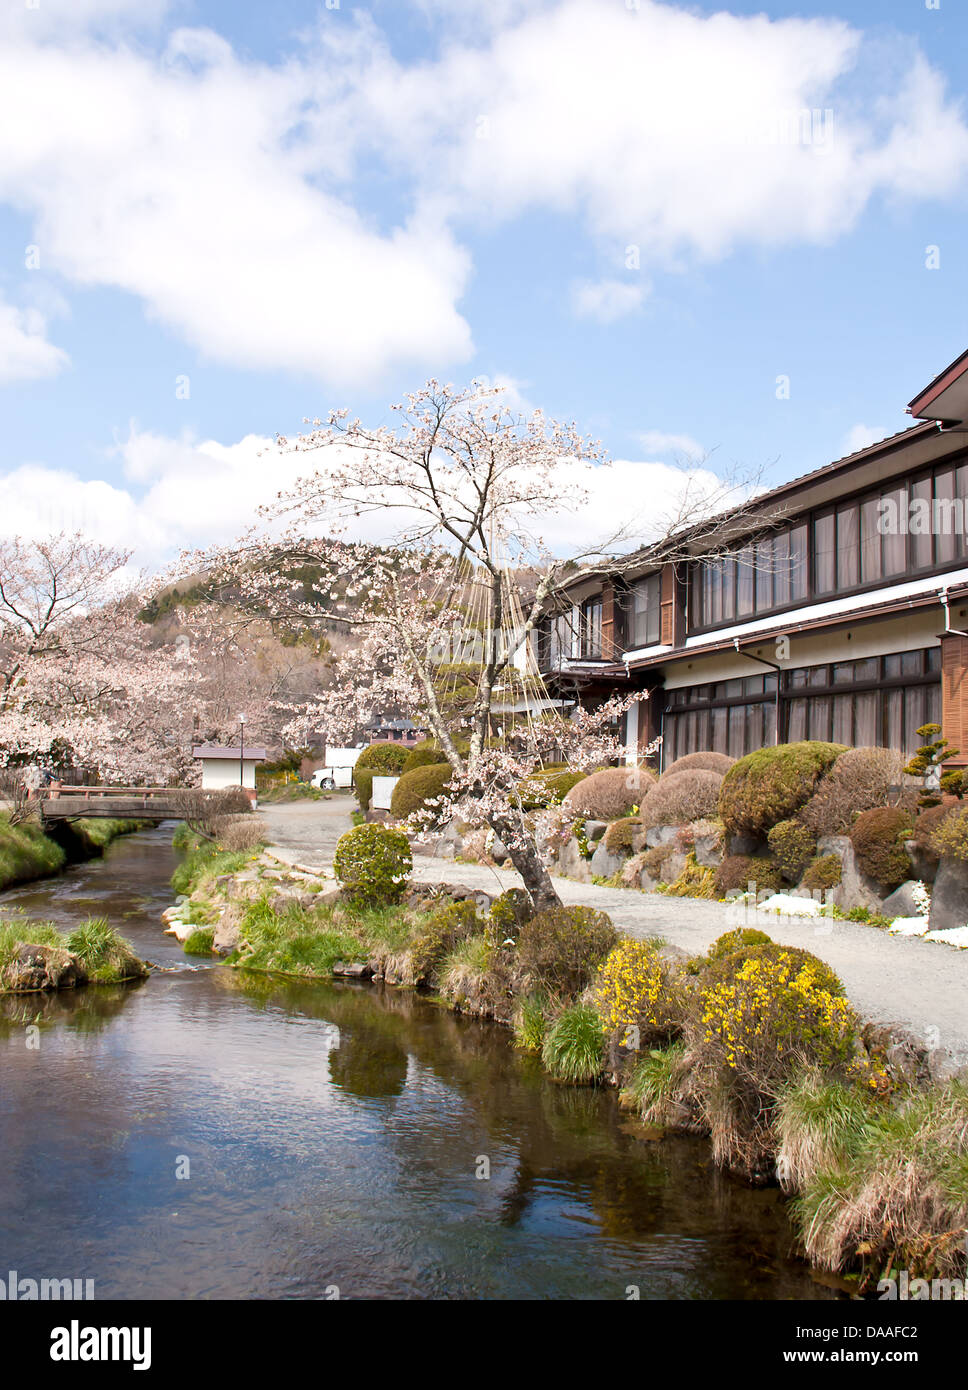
[631,573,661,647]
[581,598,603,658]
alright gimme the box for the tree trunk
[489,813,561,912]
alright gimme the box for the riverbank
[0,811,147,893]
[169,821,967,1292]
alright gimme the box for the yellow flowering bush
[594,938,686,1047]
[698,944,858,1092]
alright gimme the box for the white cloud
[841,423,887,456]
[0,296,68,382]
[0,1,964,389]
[571,279,645,323]
[637,430,706,462]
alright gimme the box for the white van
[310,746,366,790]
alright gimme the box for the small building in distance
[192,743,268,795]
[364,718,427,746]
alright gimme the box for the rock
[584,820,608,843]
[268,889,318,913]
[861,1021,948,1087]
[590,841,624,879]
[727,833,760,856]
[928,855,968,933]
[881,880,927,920]
[3,943,86,992]
[694,833,724,869]
[904,839,937,886]
[314,884,343,907]
[331,961,373,979]
[558,836,593,881]
[818,835,883,913]
[645,825,680,850]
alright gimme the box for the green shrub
[704,927,773,963]
[400,739,450,774]
[334,822,412,908]
[662,853,716,899]
[515,905,618,1000]
[354,741,411,811]
[800,746,909,837]
[801,853,842,891]
[541,1003,606,1084]
[487,889,535,943]
[563,767,653,820]
[848,806,914,886]
[406,900,480,986]
[389,763,454,820]
[904,723,963,808]
[766,819,818,882]
[66,918,146,983]
[712,854,782,897]
[663,751,735,777]
[927,802,968,862]
[640,769,722,829]
[516,766,587,811]
[718,741,847,837]
[603,816,643,855]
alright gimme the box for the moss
[405,899,480,986]
[603,816,643,855]
[718,741,847,837]
[641,842,675,881]
[849,806,915,886]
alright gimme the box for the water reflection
[0,828,836,1301]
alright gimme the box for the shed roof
[192,745,268,761]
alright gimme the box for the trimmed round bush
[663,751,735,777]
[800,746,911,837]
[713,854,782,897]
[390,762,454,820]
[334,822,412,908]
[563,766,654,820]
[801,853,843,891]
[766,818,817,883]
[705,927,773,963]
[401,739,450,774]
[516,766,587,811]
[515,905,618,999]
[718,741,848,837]
[849,806,915,886]
[354,740,411,811]
[639,769,722,829]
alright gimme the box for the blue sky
[1,0,966,563]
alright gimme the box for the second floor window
[631,573,661,647]
[581,598,603,658]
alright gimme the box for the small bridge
[39,787,186,823]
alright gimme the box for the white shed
[192,744,267,792]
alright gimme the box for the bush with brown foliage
[713,854,783,897]
[639,769,722,830]
[215,815,268,851]
[848,806,915,886]
[801,853,842,891]
[800,747,912,838]
[562,766,653,820]
[663,751,735,777]
[603,816,643,855]
[912,797,959,861]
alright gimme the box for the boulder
[727,832,761,856]
[928,855,968,934]
[557,836,593,882]
[881,880,928,921]
[212,906,241,955]
[331,961,373,979]
[818,835,883,913]
[584,820,608,843]
[694,832,724,869]
[904,839,938,886]
[590,840,625,879]
[3,943,86,993]
[645,825,680,850]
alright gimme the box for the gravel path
[261,799,968,1075]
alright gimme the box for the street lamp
[239,714,246,789]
